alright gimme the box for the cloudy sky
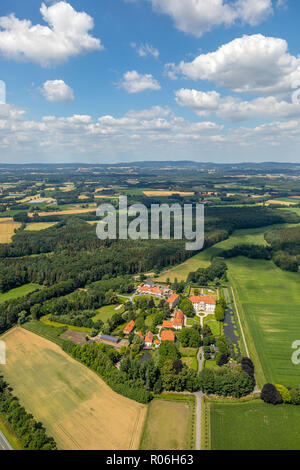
[0,0,300,164]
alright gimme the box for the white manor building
[189,296,216,313]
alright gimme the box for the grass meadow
[0,283,41,303]
[155,226,269,282]
[140,397,195,450]
[40,315,90,333]
[92,304,124,323]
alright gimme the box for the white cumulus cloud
[139,0,273,37]
[175,88,300,121]
[0,2,102,67]
[170,34,300,96]
[42,80,74,102]
[119,71,161,93]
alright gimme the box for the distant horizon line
[0,160,300,167]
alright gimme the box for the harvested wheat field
[94,195,118,199]
[0,328,146,450]
[24,222,57,231]
[28,208,97,217]
[266,200,297,206]
[143,191,194,197]
[0,218,21,243]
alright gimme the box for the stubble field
[0,218,21,243]
[0,327,146,450]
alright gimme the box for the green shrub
[290,388,300,405]
[275,384,291,403]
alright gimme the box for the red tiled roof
[139,286,163,295]
[154,339,160,345]
[189,296,216,305]
[167,293,179,303]
[161,330,175,342]
[174,309,184,320]
[139,286,150,292]
[123,320,135,334]
[162,320,173,328]
[150,287,163,295]
[145,331,154,343]
[137,331,144,339]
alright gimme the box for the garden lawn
[92,304,123,323]
[203,315,223,337]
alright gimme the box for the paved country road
[0,431,12,450]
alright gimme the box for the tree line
[0,375,57,450]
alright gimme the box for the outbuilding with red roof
[145,331,154,347]
[123,320,135,335]
[161,330,175,342]
[166,293,179,308]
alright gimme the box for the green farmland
[209,398,300,450]
[156,226,269,282]
[227,256,300,387]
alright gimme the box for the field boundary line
[138,401,151,450]
[230,286,249,357]
[201,398,211,451]
[129,407,145,450]
[229,278,266,388]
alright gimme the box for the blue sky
[0,0,300,163]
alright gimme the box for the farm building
[161,330,175,342]
[166,293,179,309]
[172,309,184,330]
[100,335,120,345]
[145,331,154,348]
[123,320,135,335]
[162,309,184,331]
[189,296,216,313]
[137,285,164,296]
